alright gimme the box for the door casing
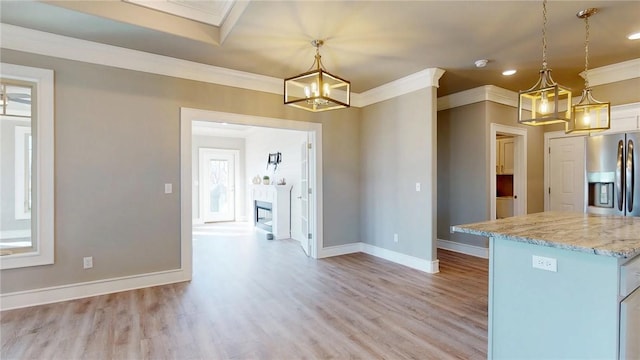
[490,123,528,220]
[180,108,324,283]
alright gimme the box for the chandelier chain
[584,15,590,88]
[542,0,548,69]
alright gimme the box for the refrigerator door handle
[628,139,635,213]
[617,140,625,212]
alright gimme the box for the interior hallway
[1,222,488,359]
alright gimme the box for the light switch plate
[165,183,172,194]
[415,182,421,192]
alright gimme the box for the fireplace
[252,185,291,239]
[254,200,273,232]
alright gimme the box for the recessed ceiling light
[502,69,517,76]
[628,32,640,40]
[474,59,489,68]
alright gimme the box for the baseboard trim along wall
[0,268,190,311]
[319,242,440,274]
[3,241,456,310]
[361,243,440,274]
[437,239,489,259]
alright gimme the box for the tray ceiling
[1,1,639,96]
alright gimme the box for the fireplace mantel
[252,185,292,239]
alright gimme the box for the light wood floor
[1,223,488,359]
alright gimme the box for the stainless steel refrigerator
[586,131,639,217]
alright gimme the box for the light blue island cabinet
[452,212,640,360]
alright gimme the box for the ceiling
[1,1,639,96]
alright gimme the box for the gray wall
[191,135,246,221]
[360,88,436,261]
[437,102,489,247]
[0,49,361,293]
[487,102,545,214]
[437,101,546,248]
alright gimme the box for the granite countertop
[451,211,640,258]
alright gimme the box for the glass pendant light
[518,0,572,126]
[565,8,610,134]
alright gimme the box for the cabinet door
[502,139,515,174]
[620,287,640,359]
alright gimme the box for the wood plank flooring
[1,223,488,359]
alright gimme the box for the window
[15,124,32,221]
[0,64,54,269]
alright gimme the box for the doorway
[179,108,324,278]
[490,123,527,220]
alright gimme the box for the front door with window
[199,149,236,222]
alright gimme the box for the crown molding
[437,85,518,111]
[0,23,282,95]
[354,68,445,107]
[2,24,636,111]
[584,58,640,87]
[0,23,440,109]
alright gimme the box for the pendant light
[518,0,572,126]
[565,8,610,134]
[284,40,351,112]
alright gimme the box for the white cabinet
[496,138,514,174]
[599,103,640,135]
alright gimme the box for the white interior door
[200,149,236,222]
[299,141,310,256]
[549,136,586,212]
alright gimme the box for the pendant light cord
[542,0,548,70]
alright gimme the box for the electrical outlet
[393,233,399,243]
[83,256,93,269]
[532,255,557,272]
[164,183,172,194]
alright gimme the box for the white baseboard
[319,242,439,274]
[361,243,439,274]
[3,240,450,311]
[0,268,190,311]
[318,243,363,258]
[437,238,489,259]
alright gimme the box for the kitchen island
[452,211,640,359]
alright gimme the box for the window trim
[1,63,54,269]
